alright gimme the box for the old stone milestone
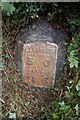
[15,19,67,87]
[22,41,58,87]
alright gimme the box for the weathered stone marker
[15,19,67,85]
[22,41,58,88]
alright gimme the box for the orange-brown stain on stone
[22,41,58,88]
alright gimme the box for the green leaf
[9,112,16,119]
[75,104,79,116]
[65,91,71,98]
[69,57,78,68]
[59,101,65,106]
[76,80,80,91]
[52,113,59,119]
[59,101,70,111]
[59,105,69,111]
[2,2,15,16]
[0,63,4,70]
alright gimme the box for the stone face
[22,41,58,87]
[15,19,67,82]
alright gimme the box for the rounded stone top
[16,19,67,44]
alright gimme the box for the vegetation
[1,2,80,120]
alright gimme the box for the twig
[0,99,5,104]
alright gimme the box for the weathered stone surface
[22,41,58,87]
[15,19,67,82]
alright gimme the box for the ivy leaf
[69,56,78,68]
[69,59,78,68]
[2,2,15,16]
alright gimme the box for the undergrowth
[1,2,80,120]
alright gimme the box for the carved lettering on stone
[22,41,58,88]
